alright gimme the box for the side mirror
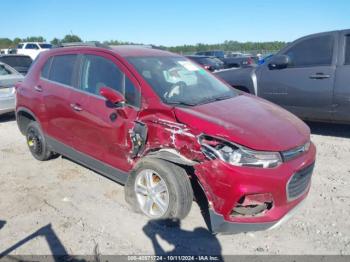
[100,87,125,106]
[268,55,290,70]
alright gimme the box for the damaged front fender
[146,148,198,166]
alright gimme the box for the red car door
[69,51,141,172]
[41,54,79,148]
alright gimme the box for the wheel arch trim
[16,107,42,135]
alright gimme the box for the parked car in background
[221,54,258,68]
[225,51,245,58]
[0,62,23,115]
[0,54,33,75]
[16,42,52,60]
[186,55,225,71]
[195,50,226,59]
[216,29,350,124]
[16,44,315,233]
[258,54,275,65]
[1,48,16,55]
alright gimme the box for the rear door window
[49,55,77,86]
[284,35,334,67]
[41,57,53,79]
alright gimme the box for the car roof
[49,45,181,58]
[110,46,180,57]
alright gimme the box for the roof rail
[109,44,153,49]
[56,41,111,49]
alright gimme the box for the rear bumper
[209,198,306,234]
[0,96,15,115]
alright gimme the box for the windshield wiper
[197,94,233,105]
[165,100,197,106]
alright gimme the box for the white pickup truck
[16,42,52,60]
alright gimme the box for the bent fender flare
[144,148,198,166]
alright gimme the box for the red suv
[15,44,316,233]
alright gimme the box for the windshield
[127,56,237,106]
[39,44,52,49]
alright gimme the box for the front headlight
[199,135,282,168]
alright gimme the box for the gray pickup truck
[216,29,350,123]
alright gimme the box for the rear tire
[25,121,58,161]
[125,158,193,222]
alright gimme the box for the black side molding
[46,136,128,185]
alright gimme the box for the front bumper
[209,197,306,234]
[195,142,316,233]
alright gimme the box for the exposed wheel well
[17,110,36,135]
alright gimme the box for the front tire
[125,158,193,221]
[25,121,58,161]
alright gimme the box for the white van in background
[16,42,52,60]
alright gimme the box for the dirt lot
[0,113,349,256]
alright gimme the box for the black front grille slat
[289,176,311,187]
[289,186,308,195]
[289,180,309,192]
[287,163,314,201]
[290,181,310,189]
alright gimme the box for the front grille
[287,163,314,201]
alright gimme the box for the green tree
[22,36,46,42]
[61,34,82,43]
[50,38,61,46]
[0,38,13,49]
[167,41,286,54]
[13,38,22,46]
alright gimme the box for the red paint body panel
[194,143,316,223]
[174,94,310,151]
[16,46,316,231]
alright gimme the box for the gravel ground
[0,113,349,256]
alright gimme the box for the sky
[2,0,350,46]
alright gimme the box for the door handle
[34,85,43,92]
[309,73,330,79]
[70,103,83,112]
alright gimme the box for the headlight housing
[199,135,282,168]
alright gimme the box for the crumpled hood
[174,94,310,151]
